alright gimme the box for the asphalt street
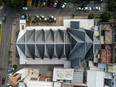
[0,6,18,87]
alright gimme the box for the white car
[7,72,13,77]
[53,0,58,7]
[49,15,56,20]
[93,7,101,11]
[35,14,39,18]
[22,7,28,11]
[40,14,46,21]
[76,7,84,11]
[84,7,91,11]
[6,83,12,87]
[43,2,46,6]
[62,3,66,9]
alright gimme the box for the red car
[2,77,5,84]
[49,1,54,8]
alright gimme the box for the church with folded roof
[16,19,99,68]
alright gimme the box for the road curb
[0,20,2,45]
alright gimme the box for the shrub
[8,60,12,64]
[95,16,100,19]
[28,16,31,21]
[81,4,86,8]
[72,14,74,18]
[13,64,17,70]
[88,13,95,19]
[47,19,51,23]
[32,20,36,23]
[36,18,40,22]
[41,19,45,22]
[8,50,12,55]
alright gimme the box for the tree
[13,64,17,70]
[8,60,12,64]
[28,16,31,21]
[100,11,112,22]
[88,13,94,19]
[4,0,25,9]
[109,1,116,8]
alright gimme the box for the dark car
[56,1,62,9]
[49,1,54,8]
[2,77,5,84]
[2,14,6,22]
[109,8,115,11]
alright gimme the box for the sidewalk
[0,21,2,45]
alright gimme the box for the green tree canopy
[4,0,24,9]
[88,13,94,19]
[109,1,116,8]
[100,11,112,22]
[13,64,17,70]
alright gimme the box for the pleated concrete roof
[16,20,99,68]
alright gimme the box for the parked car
[93,7,101,11]
[7,72,13,77]
[84,7,91,11]
[61,2,66,9]
[8,68,14,73]
[35,0,39,7]
[53,0,58,7]
[2,77,5,84]
[76,7,84,11]
[109,8,115,11]
[35,14,39,19]
[6,83,12,87]
[49,1,54,8]
[22,7,28,11]
[49,15,56,20]
[57,1,62,9]
[40,14,46,20]
[43,0,47,7]
[80,1,87,3]
[2,14,6,22]
[21,14,25,19]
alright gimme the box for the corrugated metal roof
[71,72,83,84]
